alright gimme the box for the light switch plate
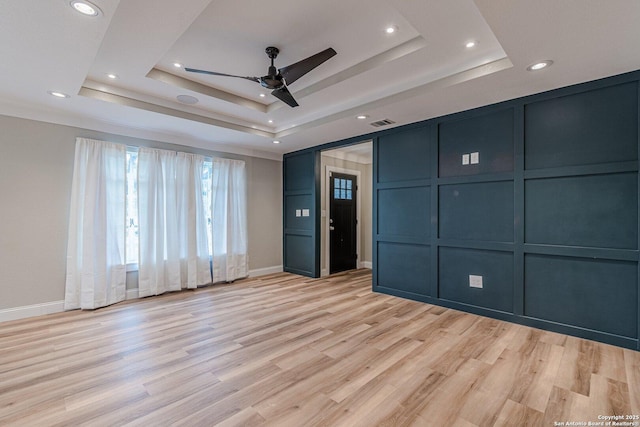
[462,153,470,165]
[302,209,310,217]
[295,209,301,217]
[470,152,479,164]
[469,275,483,288]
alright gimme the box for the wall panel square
[284,234,313,273]
[285,195,313,230]
[377,242,430,296]
[439,109,514,177]
[439,247,514,313]
[377,186,430,242]
[525,173,638,249]
[285,152,314,191]
[439,181,514,242]
[525,82,638,169]
[378,128,430,183]
[525,254,638,338]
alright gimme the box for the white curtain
[138,148,213,297]
[137,148,181,297]
[211,158,248,282]
[177,152,212,288]
[64,138,126,310]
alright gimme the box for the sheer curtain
[137,148,181,297]
[138,148,212,297]
[177,152,212,288]
[211,158,248,282]
[64,138,126,310]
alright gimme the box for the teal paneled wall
[283,151,319,276]
[284,70,640,350]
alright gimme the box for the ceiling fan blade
[271,86,299,108]
[278,47,336,86]
[184,67,259,83]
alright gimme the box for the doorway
[321,140,372,276]
[329,172,357,273]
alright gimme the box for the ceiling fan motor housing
[260,74,283,90]
[261,47,283,89]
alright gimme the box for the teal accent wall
[283,70,640,350]
[283,151,319,277]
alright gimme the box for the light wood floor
[1,270,639,426]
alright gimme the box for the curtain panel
[64,138,126,310]
[177,152,213,288]
[138,148,212,297]
[211,158,248,282]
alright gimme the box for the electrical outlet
[462,153,470,165]
[295,209,301,217]
[469,275,483,288]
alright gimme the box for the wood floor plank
[0,269,637,426]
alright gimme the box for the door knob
[329,226,335,231]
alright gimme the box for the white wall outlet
[462,153,470,165]
[469,275,483,288]
[295,209,301,217]
[302,209,310,217]
[470,152,479,164]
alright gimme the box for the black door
[330,172,357,274]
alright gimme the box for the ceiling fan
[185,46,336,107]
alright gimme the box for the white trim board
[0,301,64,323]
[249,265,283,277]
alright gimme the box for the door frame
[324,165,361,277]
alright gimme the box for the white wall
[0,115,282,314]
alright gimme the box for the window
[202,160,213,256]
[333,177,353,200]
[125,150,214,266]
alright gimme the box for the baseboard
[126,289,139,300]
[249,265,283,277]
[321,268,328,277]
[0,301,64,323]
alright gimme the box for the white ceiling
[1,0,639,160]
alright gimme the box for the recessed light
[173,62,182,68]
[48,91,70,98]
[385,25,398,34]
[273,140,280,144]
[356,115,368,120]
[268,119,273,124]
[259,93,266,98]
[465,41,477,49]
[69,1,101,16]
[527,60,553,71]
[107,73,118,79]
[176,94,198,105]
